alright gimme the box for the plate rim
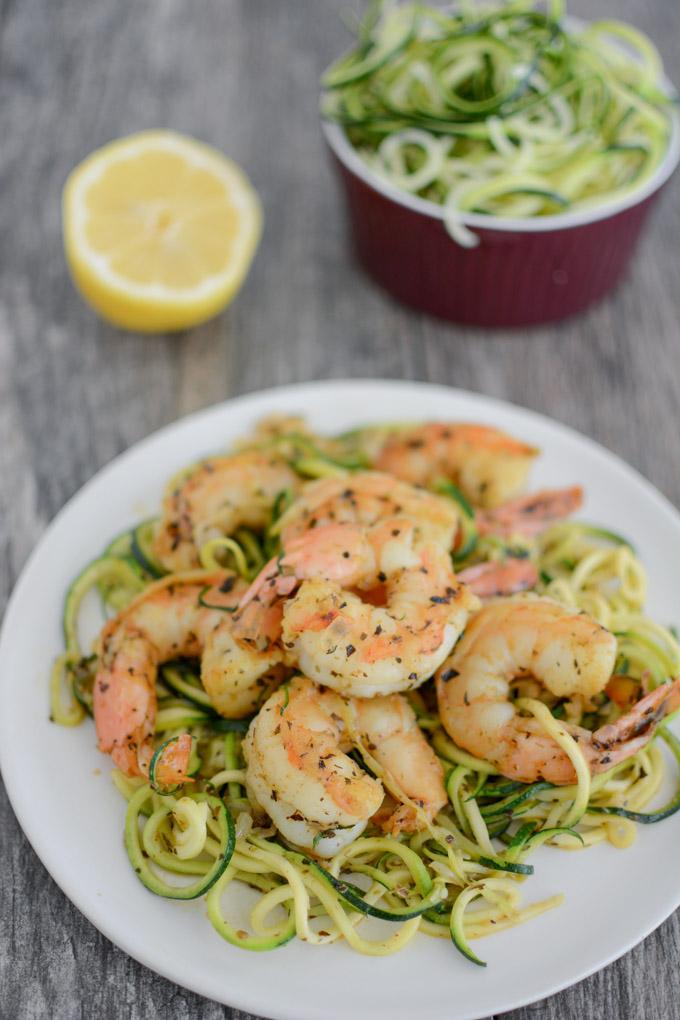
[2,377,679,1019]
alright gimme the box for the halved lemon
[62,131,262,333]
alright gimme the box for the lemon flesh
[62,131,262,333]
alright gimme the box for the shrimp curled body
[476,486,583,537]
[276,471,460,552]
[153,450,300,572]
[436,597,680,784]
[275,472,577,599]
[374,423,538,508]
[243,520,480,697]
[243,676,446,856]
[93,571,282,778]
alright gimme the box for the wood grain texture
[1,0,679,1017]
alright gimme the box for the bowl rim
[321,102,680,236]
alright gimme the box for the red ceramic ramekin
[322,118,680,328]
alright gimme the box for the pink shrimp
[436,597,680,784]
[93,570,285,778]
[350,694,446,834]
[373,423,538,508]
[239,520,479,697]
[153,450,300,572]
[457,559,539,598]
[476,486,583,537]
[275,471,460,552]
[243,676,446,855]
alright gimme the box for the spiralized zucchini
[321,1,674,243]
[51,420,680,963]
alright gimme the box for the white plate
[1,380,679,1020]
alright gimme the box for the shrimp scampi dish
[51,413,680,964]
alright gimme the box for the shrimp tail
[476,485,583,537]
[239,523,372,613]
[238,556,297,612]
[153,732,194,785]
[593,678,680,750]
[379,803,421,836]
[457,559,539,598]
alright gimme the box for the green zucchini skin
[577,523,635,551]
[155,702,212,733]
[198,585,239,612]
[476,856,534,875]
[130,519,166,578]
[479,782,554,818]
[321,2,671,221]
[207,874,297,950]
[210,716,252,733]
[160,661,213,708]
[62,556,143,650]
[70,655,97,715]
[308,859,441,922]
[125,786,235,900]
[323,10,417,90]
[149,735,190,795]
[450,891,487,967]
[209,912,297,951]
[588,802,680,824]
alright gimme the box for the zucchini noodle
[515,698,590,827]
[50,417,680,964]
[321,1,674,238]
[199,536,252,578]
[49,653,85,727]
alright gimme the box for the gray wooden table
[2,1,679,1017]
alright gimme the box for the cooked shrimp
[153,450,300,572]
[243,676,446,855]
[269,521,479,697]
[274,471,572,599]
[234,517,491,691]
[476,486,583,537]
[93,571,282,777]
[435,597,680,784]
[243,677,384,856]
[350,694,446,834]
[457,559,539,598]
[374,423,538,508]
[240,519,479,694]
[276,471,460,552]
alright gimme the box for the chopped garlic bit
[236,811,254,839]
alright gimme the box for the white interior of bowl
[321,21,680,234]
